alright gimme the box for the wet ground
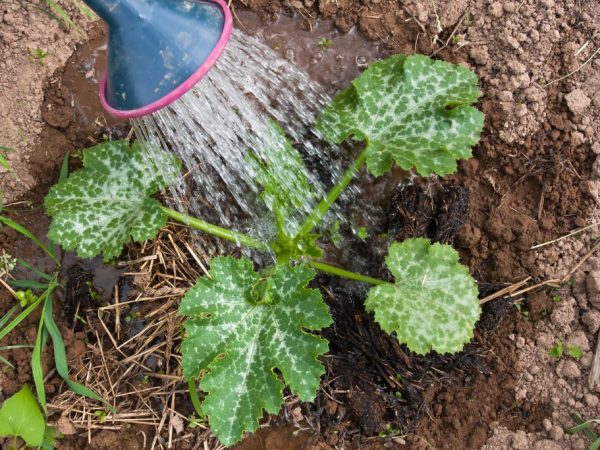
[1,0,600,449]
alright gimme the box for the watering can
[84,0,232,118]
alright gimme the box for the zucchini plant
[44,54,485,445]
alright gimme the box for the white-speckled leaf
[180,257,332,446]
[45,140,180,260]
[365,238,480,355]
[317,54,484,176]
[247,123,318,218]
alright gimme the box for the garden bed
[1,0,600,449]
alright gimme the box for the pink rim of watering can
[86,0,233,119]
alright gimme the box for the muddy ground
[1,0,600,449]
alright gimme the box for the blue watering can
[84,0,232,118]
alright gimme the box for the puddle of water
[235,11,381,91]
[60,26,125,132]
[61,252,124,298]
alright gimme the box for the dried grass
[49,224,226,450]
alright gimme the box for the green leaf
[45,140,180,261]
[180,257,332,445]
[549,342,563,359]
[247,123,319,235]
[0,385,46,446]
[44,293,108,408]
[365,238,480,354]
[568,345,584,359]
[317,54,484,176]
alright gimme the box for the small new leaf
[317,54,484,176]
[45,140,180,260]
[568,345,583,359]
[0,385,46,446]
[365,238,480,354]
[180,257,332,445]
[549,342,563,359]
[247,123,320,236]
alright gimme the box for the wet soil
[1,0,600,449]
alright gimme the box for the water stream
[132,28,357,243]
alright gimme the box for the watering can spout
[84,0,232,118]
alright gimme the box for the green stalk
[187,378,204,420]
[161,207,269,252]
[295,148,368,239]
[308,261,387,286]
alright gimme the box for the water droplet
[285,48,296,61]
[355,55,368,67]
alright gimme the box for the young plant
[44,54,484,445]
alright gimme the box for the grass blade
[0,305,18,330]
[70,0,95,19]
[43,294,111,410]
[0,294,45,343]
[0,217,60,266]
[0,344,33,350]
[32,309,48,414]
[47,153,71,261]
[187,378,205,420]
[17,259,54,281]
[0,155,11,172]
[43,0,83,34]
[59,153,70,182]
[8,280,50,290]
[568,413,599,441]
[0,146,14,172]
[0,355,14,368]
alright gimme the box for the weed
[549,341,584,360]
[357,226,368,239]
[0,157,107,444]
[549,342,564,359]
[515,303,529,320]
[567,413,600,450]
[30,48,48,64]
[568,345,584,359]
[318,37,333,49]
[0,146,14,172]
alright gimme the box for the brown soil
[1,0,600,449]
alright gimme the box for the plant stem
[161,207,270,252]
[309,260,387,286]
[188,378,204,419]
[295,148,368,239]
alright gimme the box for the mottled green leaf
[365,238,480,354]
[317,54,484,176]
[180,257,332,445]
[45,140,180,260]
[0,385,46,446]
[247,123,320,235]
